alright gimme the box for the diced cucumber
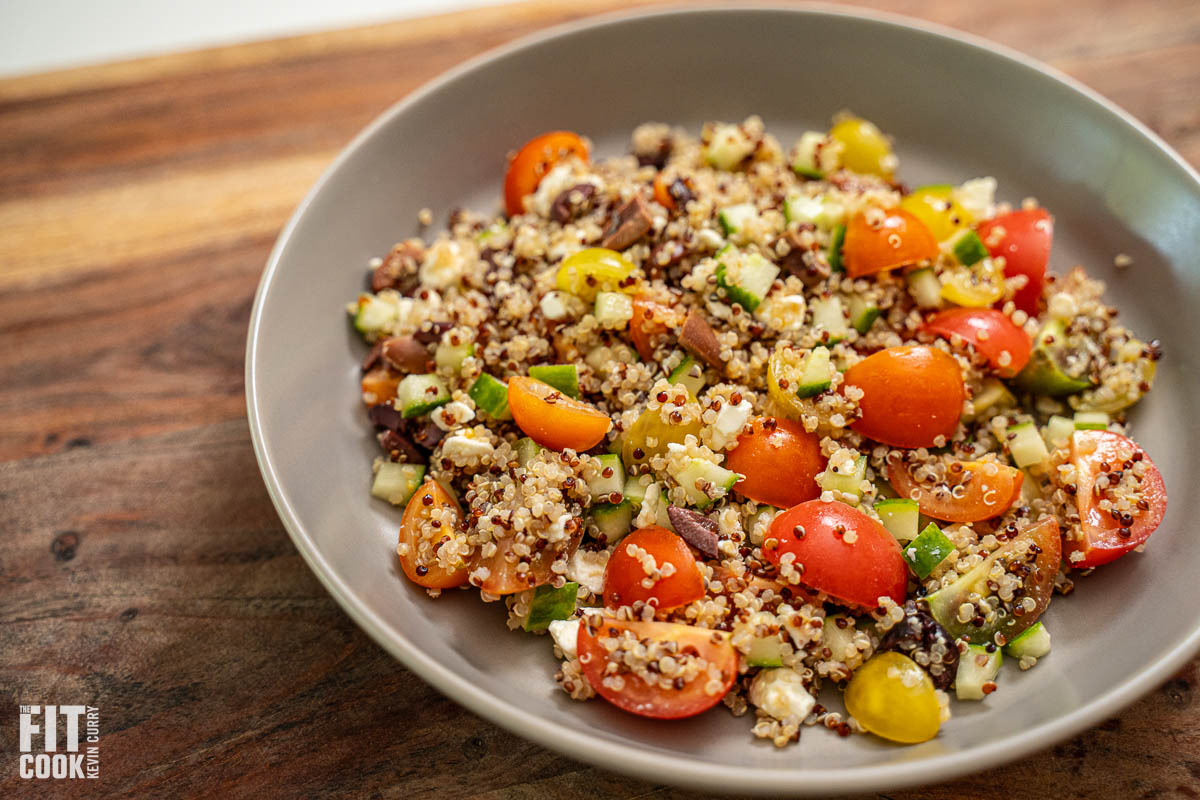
[370,462,426,506]
[791,131,828,179]
[847,295,881,335]
[1013,319,1095,396]
[590,500,634,544]
[907,267,943,309]
[435,340,474,373]
[716,249,780,312]
[819,454,867,504]
[903,522,955,579]
[1007,422,1049,469]
[783,194,844,230]
[1043,415,1075,447]
[515,437,545,467]
[745,505,780,546]
[523,582,579,632]
[1005,621,1051,659]
[352,293,397,336]
[667,355,706,398]
[588,454,625,502]
[594,291,634,328]
[395,374,450,418]
[746,636,785,668]
[705,123,756,170]
[718,203,758,236]
[671,457,740,510]
[956,645,1002,701]
[809,296,848,344]
[468,374,511,420]
[1073,410,1110,430]
[875,498,920,542]
[828,223,846,272]
[528,364,580,399]
[795,346,833,398]
[952,230,989,266]
[622,475,647,508]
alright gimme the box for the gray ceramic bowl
[246,5,1200,795]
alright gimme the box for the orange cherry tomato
[629,296,684,362]
[977,209,1053,316]
[889,458,1024,522]
[503,131,589,217]
[652,173,675,210]
[725,417,826,508]
[577,617,737,719]
[398,479,469,589]
[842,346,965,448]
[764,501,908,609]
[924,308,1033,378]
[603,526,705,612]
[470,523,583,596]
[507,376,611,452]
[361,366,401,406]
[1065,430,1167,568]
[842,208,940,278]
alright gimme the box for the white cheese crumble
[748,668,815,721]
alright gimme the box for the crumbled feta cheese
[433,401,475,431]
[820,615,860,663]
[548,618,580,658]
[565,548,609,594]
[954,177,997,220]
[420,240,475,289]
[748,668,815,721]
[441,432,494,461]
[713,400,753,438]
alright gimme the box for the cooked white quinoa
[349,116,1165,747]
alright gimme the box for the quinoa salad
[348,115,1168,746]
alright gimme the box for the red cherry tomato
[1065,430,1167,568]
[507,376,612,452]
[889,458,1024,522]
[725,417,826,508]
[764,501,908,609]
[977,209,1053,316]
[842,346,965,448]
[842,208,940,278]
[469,525,582,596]
[577,617,737,719]
[603,526,705,612]
[504,131,589,217]
[923,308,1033,378]
[398,479,469,589]
[629,296,683,362]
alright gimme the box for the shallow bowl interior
[247,6,1200,795]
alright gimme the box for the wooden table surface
[2,0,1198,797]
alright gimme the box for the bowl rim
[246,3,1200,794]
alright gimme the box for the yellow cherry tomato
[940,260,1006,307]
[555,247,636,300]
[899,185,973,242]
[845,652,941,744]
[829,116,895,178]
[622,407,702,472]
[766,347,807,419]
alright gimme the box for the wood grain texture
[0,1,1197,797]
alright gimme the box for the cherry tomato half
[470,522,582,596]
[361,366,401,406]
[842,346,965,448]
[924,308,1033,378]
[977,209,1053,316]
[1065,430,1167,568]
[842,208,939,278]
[629,296,684,362]
[577,617,737,719]
[889,458,1023,523]
[725,417,826,508]
[764,500,908,609]
[507,376,612,452]
[603,526,705,612]
[398,479,469,589]
[503,131,589,217]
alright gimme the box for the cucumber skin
[468,374,511,420]
[528,364,581,399]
